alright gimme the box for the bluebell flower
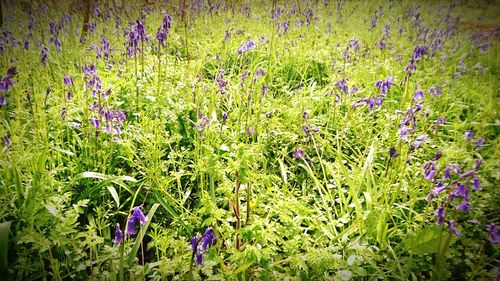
[412,89,424,101]
[374,77,392,94]
[448,220,462,237]
[132,206,148,225]
[237,40,255,54]
[465,130,474,141]
[335,78,348,94]
[89,117,100,129]
[195,252,204,266]
[456,200,471,212]
[473,176,481,191]
[113,224,123,244]
[0,96,6,106]
[475,138,484,149]
[293,148,305,160]
[389,146,399,158]
[488,223,500,243]
[435,206,445,226]
[431,182,446,197]
[126,216,137,235]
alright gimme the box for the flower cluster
[156,13,172,47]
[112,205,148,244]
[237,39,255,55]
[127,20,148,58]
[189,227,217,266]
[0,66,17,106]
[425,148,490,239]
[82,63,126,137]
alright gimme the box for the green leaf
[106,186,120,207]
[0,221,12,277]
[403,225,451,255]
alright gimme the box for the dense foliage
[0,0,499,280]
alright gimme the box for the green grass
[0,0,499,280]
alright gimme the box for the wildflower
[63,75,74,86]
[431,182,446,197]
[473,176,481,191]
[434,151,442,160]
[435,206,445,226]
[189,235,198,252]
[465,130,474,141]
[125,216,137,235]
[387,147,397,159]
[412,45,428,60]
[374,77,392,94]
[460,169,475,179]
[190,227,217,267]
[195,252,204,266]
[488,223,500,243]
[410,135,426,150]
[450,183,469,202]
[474,159,483,170]
[89,117,100,129]
[246,127,255,138]
[448,220,462,237]
[113,224,123,244]
[423,160,436,181]
[200,227,217,251]
[335,78,348,94]
[132,205,148,225]
[412,88,424,101]
[475,138,484,149]
[293,148,305,160]
[456,200,471,212]
[237,40,255,54]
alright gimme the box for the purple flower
[448,220,462,237]
[125,216,137,235]
[475,138,484,149]
[195,251,204,266]
[475,159,483,170]
[488,223,500,243]
[374,77,392,94]
[189,235,199,252]
[431,182,446,197]
[399,126,413,142]
[200,227,217,251]
[375,40,387,49]
[0,96,6,106]
[132,205,148,225]
[335,78,348,94]
[443,165,451,181]
[293,148,305,160]
[237,40,255,54]
[411,135,427,150]
[389,146,399,158]
[412,89,424,101]
[156,28,167,47]
[89,117,100,129]
[437,117,446,125]
[465,130,474,141]
[456,200,471,212]
[434,151,442,160]
[473,176,481,191]
[63,75,74,86]
[460,169,475,179]
[246,127,255,138]
[412,45,428,60]
[435,206,445,226]
[450,183,469,202]
[113,224,123,244]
